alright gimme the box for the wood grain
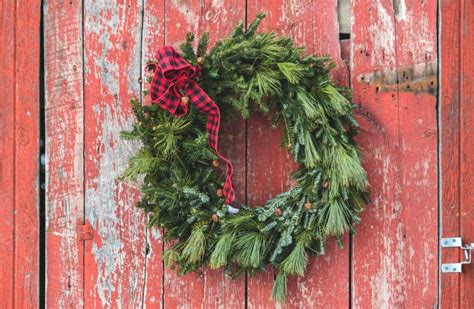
[313,0,349,86]
[83,1,146,307]
[162,1,246,307]
[44,0,85,306]
[440,0,461,306]
[394,0,438,306]
[459,0,474,305]
[351,0,438,307]
[14,0,41,307]
[141,0,165,306]
[0,0,16,306]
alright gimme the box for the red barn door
[441,1,474,307]
[0,0,40,307]
[43,0,440,308]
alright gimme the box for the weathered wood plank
[162,1,246,307]
[0,0,16,307]
[44,0,85,307]
[351,3,403,306]
[351,0,438,307]
[245,2,350,307]
[141,0,165,306]
[350,2,401,304]
[394,0,438,306]
[14,0,41,307]
[440,0,460,306]
[313,0,349,86]
[459,0,474,305]
[83,1,146,307]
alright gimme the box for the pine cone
[274,208,282,217]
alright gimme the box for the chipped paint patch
[393,0,408,21]
[83,1,146,307]
[368,1,396,66]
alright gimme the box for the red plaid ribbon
[147,46,235,205]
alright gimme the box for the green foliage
[277,62,304,84]
[280,230,312,276]
[271,272,288,304]
[120,149,162,180]
[121,13,368,303]
[182,222,207,263]
[209,232,236,269]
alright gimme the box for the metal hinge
[441,237,474,273]
[78,223,94,241]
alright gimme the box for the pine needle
[233,231,265,268]
[271,272,288,303]
[181,222,207,263]
[120,149,161,180]
[320,199,352,236]
[163,248,179,269]
[303,131,320,168]
[280,231,311,276]
[197,32,209,56]
[277,62,304,84]
[255,68,281,97]
[210,232,236,269]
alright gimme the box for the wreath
[122,13,369,303]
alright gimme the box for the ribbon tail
[208,111,236,206]
[215,149,235,205]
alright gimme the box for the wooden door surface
[43,1,439,307]
[440,0,474,307]
[8,0,474,307]
[0,0,443,307]
[0,0,41,307]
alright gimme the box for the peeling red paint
[351,0,438,307]
[42,0,439,307]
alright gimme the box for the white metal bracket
[441,237,474,273]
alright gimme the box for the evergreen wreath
[122,13,369,303]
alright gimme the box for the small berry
[181,96,190,106]
[197,57,205,65]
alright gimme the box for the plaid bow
[147,46,235,205]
